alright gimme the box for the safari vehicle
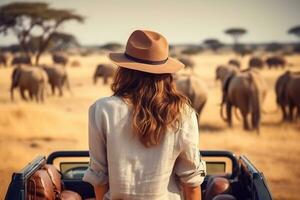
[5,150,272,200]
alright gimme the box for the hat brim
[108,53,185,74]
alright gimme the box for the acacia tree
[0,2,84,65]
[46,32,79,52]
[28,32,79,52]
[288,25,300,39]
[288,25,300,53]
[224,28,247,54]
[203,38,224,52]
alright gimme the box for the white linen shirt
[83,96,206,200]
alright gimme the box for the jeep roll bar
[47,150,239,179]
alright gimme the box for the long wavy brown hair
[111,67,190,147]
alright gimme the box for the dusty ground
[0,53,299,200]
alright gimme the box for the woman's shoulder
[90,96,126,112]
[181,103,196,119]
[94,95,123,105]
[178,104,199,143]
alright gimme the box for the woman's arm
[183,185,202,200]
[82,104,109,199]
[175,110,206,200]
[94,183,109,200]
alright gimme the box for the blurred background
[0,0,299,199]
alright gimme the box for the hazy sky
[0,0,300,45]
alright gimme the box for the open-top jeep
[5,150,272,200]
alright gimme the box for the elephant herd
[7,58,117,103]
[175,54,296,133]
[2,52,299,132]
[9,61,118,103]
[226,56,286,70]
[0,53,70,102]
[10,64,70,102]
[249,56,286,69]
[216,64,300,133]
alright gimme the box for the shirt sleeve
[83,103,109,186]
[174,110,206,187]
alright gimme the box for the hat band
[125,53,168,65]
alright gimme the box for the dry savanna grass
[0,53,299,200]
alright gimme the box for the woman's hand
[94,183,109,200]
[183,185,202,200]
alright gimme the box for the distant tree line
[1,1,300,59]
[201,25,300,55]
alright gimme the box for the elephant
[275,71,290,121]
[70,60,81,67]
[175,74,208,127]
[266,56,286,69]
[220,69,267,132]
[11,65,48,102]
[11,55,31,66]
[215,65,239,86]
[0,54,8,67]
[286,74,300,121]
[41,65,70,96]
[249,57,264,69]
[275,71,300,121]
[228,59,240,69]
[93,63,117,85]
[52,53,68,66]
[177,56,195,69]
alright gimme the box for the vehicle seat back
[27,169,55,200]
[43,164,62,193]
[27,164,82,200]
[204,177,231,200]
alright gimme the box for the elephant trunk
[220,87,229,122]
[220,73,235,122]
[249,73,261,134]
[10,67,20,101]
[93,73,98,85]
[220,101,227,122]
[10,84,15,101]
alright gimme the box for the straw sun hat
[109,30,185,74]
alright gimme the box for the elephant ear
[11,67,21,87]
[222,73,235,103]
